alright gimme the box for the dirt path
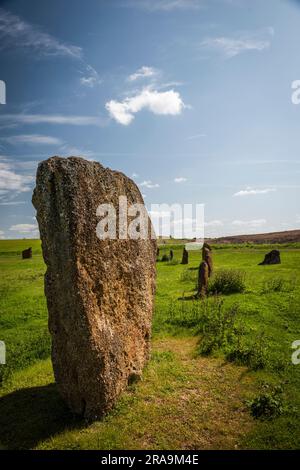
[0,336,256,450]
[141,337,256,449]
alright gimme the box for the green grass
[0,240,300,449]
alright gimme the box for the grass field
[0,239,300,449]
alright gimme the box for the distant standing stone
[22,247,32,259]
[169,249,174,261]
[181,247,188,265]
[33,156,156,420]
[259,250,281,265]
[197,261,209,298]
[202,243,213,277]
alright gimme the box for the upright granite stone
[197,261,209,299]
[181,247,189,265]
[32,156,156,420]
[202,243,213,277]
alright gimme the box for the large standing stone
[258,250,281,265]
[32,156,156,420]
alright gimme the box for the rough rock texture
[259,249,281,266]
[197,261,209,299]
[202,243,213,277]
[181,247,189,265]
[32,156,156,420]
[22,247,32,259]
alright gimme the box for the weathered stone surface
[22,247,32,259]
[259,249,281,265]
[197,261,209,298]
[181,247,188,265]
[32,156,156,420]
[202,243,213,277]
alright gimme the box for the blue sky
[0,0,300,239]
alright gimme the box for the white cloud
[2,134,63,146]
[0,7,82,58]
[0,230,5,239]
[204,220,224,227]
[0,161,33,193]
[187,133,206,140]
[59,144,96,159]
[106,88,185,125]
[233,187,276,197]
[128,66,158,82]
[0,114,103,126]
[126,0,204,11]
[9,223,38,234]
[140,180,160,189]
[232,219,267,228]
[174,177,187,183]
[0,200,26,206]
[201,31,271,58]
[80,65,101,88]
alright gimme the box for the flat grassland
[0,239,300,449]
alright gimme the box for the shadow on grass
[178,295,197,301]
[0,383,83,449]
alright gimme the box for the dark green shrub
[248,384,284,420]
[208,269,246,295]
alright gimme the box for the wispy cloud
[0,114,104,127]
[174,177,187,183]
[79,65,102,88]
[204,220,223,227]
[187,133,206,140]
[128,66,158,82]
[233,187,276,197]
[106,88,185,125]
[0,200,26,206]
[0,161,33,194]
[200,29,273,58]
[0,8,101,89]
[9,223,39,234]
[125,0,204,11]
[0,7,82,58]
[139,180,160,189]
[2,134,63,146]
[232,219,267,228]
